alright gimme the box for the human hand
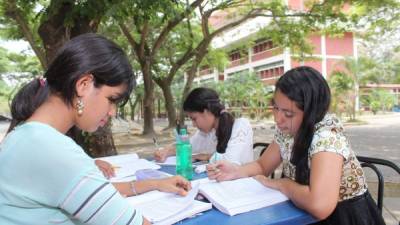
[95,159,115,179]
[156,176,192,196]
[253,175,282,190]
[206,160,241,182]
[154,148,170,162]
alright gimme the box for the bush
[370,101,380,115]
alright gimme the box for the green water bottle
[176,126,193,180]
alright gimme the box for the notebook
[198,177,288,216]
[127,184,212,225]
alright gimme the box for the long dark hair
[183,87,234,154]
[275,66,331,185]
[7,33,135,133]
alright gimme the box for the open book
[198,177,288,216]
[127,184,212,225]
[155,156,177,166]
[97,153,160,182]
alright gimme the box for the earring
[76,98,84,116]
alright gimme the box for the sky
[0,39,33,55]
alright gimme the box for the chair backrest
[253,142,270,157]
[357,156,400,215]
[253,142,277,178]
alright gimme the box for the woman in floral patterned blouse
[207,66,385,225]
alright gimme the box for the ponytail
[215,110,234,153]
[7,78,49,133]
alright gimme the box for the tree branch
[151,0,204,56]
[118,22,141,60]
[5,0,47,69]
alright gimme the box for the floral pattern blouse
[274,114,367,201]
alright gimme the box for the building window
[253,40,273,54]
[230,51,241,61]
[256,66,284,79]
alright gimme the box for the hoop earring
[76,98,85,116]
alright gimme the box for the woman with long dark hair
[0,33,189,225]
[155,87,253,165]
[207,66,385,225]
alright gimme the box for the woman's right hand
[154,148,170,162]
[206,160,241,182]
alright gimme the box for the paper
[98,153,139,164]
[156,156,176,165]
[127,184,211,225]
[97,154,160,182]
[199,177,288,216]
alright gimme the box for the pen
[112,165,121,169]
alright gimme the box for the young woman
[207,66,385,225]
[155,87,254,165]
[0,33,190,225]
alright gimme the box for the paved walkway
[0,113,399,224]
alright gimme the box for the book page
[97,154,160,181]
[127,184,202,223]
[97,153,139,164]
[155,156,176,165]
[153,200,212,225]
[199,177,288,216]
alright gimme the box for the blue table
[160,165,316,225]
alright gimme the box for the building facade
[194,1,356,87]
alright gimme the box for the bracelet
[130,181,137,196]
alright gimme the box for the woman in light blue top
[0,33,190,225]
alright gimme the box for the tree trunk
[179,45,209,122]
[180,68,197,122]
[142,65,155,135]
[83,121,118,157]
[156,79,177,129]
[38,2,99,63]
[37,1,116,157]
[128,98,139,121]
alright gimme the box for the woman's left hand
[157,176,192,196]
[95,159,115,179]
[253,175,282,190]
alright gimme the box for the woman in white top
[155,87,253,165]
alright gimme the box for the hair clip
[39,78,46,87]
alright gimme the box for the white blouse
[190,118,254,165]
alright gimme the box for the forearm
[237,161,265,178]
[277,179,333,220]
[112,180,159,196]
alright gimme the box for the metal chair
[255,143,400,223]
[253,142,275,178]
[356,156,400,215]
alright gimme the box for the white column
[284,47,291,72]
[353,32,359,112]
[248,47,254,73]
